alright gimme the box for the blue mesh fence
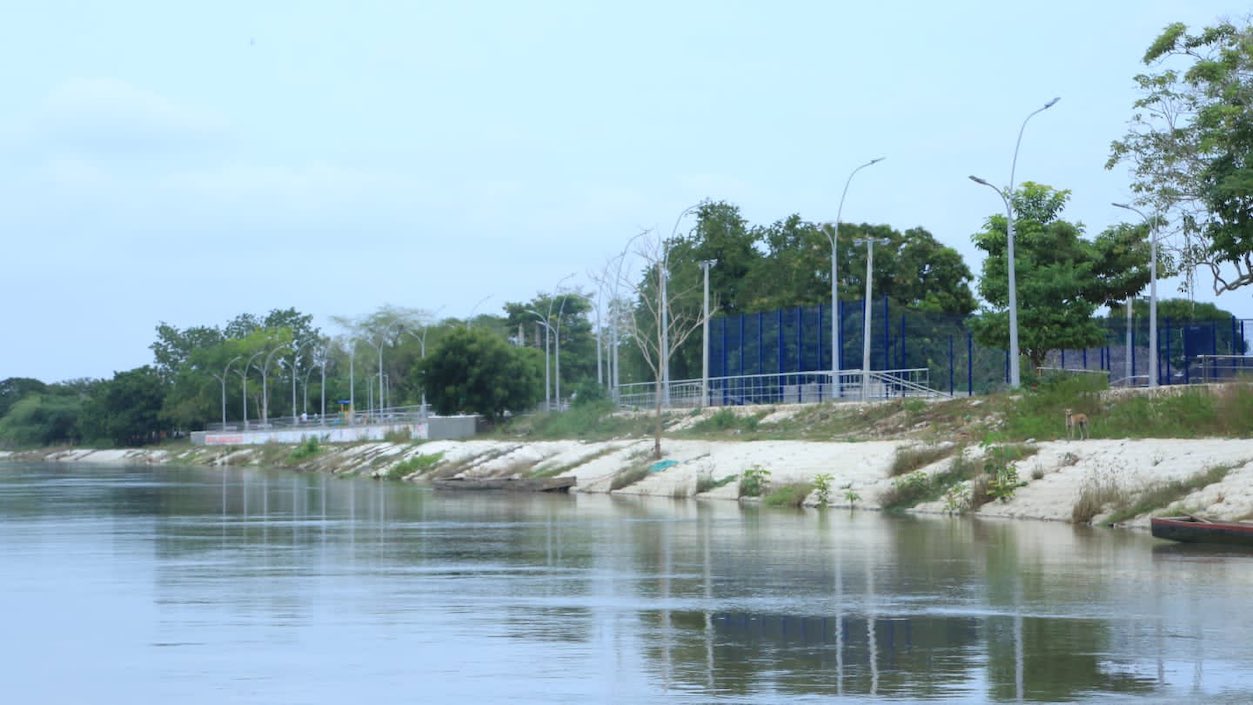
[709,299,1251,394]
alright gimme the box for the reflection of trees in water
[643,610,1157,700]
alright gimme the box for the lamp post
[526,309,555,411]
[553,292,574,410]
[404,307,444,416]
[662,203,703,406]
[290,341,310,423]
[360,336,386,418]
[213,355,242,429]
[466,294,494,328]
[828,157,884,398]
[1113,202,1158,388]
[855,237,891,400]
[259,343,291,426]
[239,350,264,431]
[699,259,716,406]
[969,97,1060,389]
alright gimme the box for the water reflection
[3,462,1253,704]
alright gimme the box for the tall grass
[763,482,814,508]
[890,444,956,476]
[1072,464,1238,525]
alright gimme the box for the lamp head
[869,157,885,165]
[1044,97,1060,109]
[969,175,991,186]
[1112,202,1130,209]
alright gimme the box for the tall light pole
[290,341,310,423]
[855,237,890,400]
[466,294,494,327]
[240,350,264,431]
[259,343,291,426]
[662,202,703,406]
[1113,202,1159,388]
[969,97,1060,389]
[553,292,575,410]
[214,355,242,429]
[828,157,885,398]
[699,259,716,406]
[526,309,555,411]
[404,306,444,415]
[360,336,386,418]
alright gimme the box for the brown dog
[1065,408,1089,441]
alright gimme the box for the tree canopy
[415,326,543,422]
[971,183,1153,370]
[1108,19,1253,294]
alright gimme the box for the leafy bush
[739,465,772,497]
[813,473,834,505]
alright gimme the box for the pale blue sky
[3,0,1250,381]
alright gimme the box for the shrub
[843,486,862,507]
[739,465,772,497]
[813,473,834,505]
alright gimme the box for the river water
[3,461,1253,704]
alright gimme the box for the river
[2,461,1252,703]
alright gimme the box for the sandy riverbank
[7,435,1253,529]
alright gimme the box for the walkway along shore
[7,435,1253,530]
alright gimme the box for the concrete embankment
[7,436,1253,528]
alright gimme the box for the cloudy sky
[3,0,1250,382]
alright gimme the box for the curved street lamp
[525,308,556,411]
[969,97,1060,388]
[827,157,885,398]
[239,350,265,431]
[1113,202,1159,388]
[258,343,291,426]
[213,355,242,429]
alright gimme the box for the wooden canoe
[431,476,576,493]
[1150,515,1253,546]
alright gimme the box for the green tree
[971,183,1150,371]
[0,377,48,419]
[83,366,172,447]
[1108,19,1253,294]
[416,327,543,422]
[0,379,95,448]
[503,292,596,402]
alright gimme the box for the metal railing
[1194,355,1253,384]
[615,368,947,409]
[205,404,428,433]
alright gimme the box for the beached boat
[431,476,576,493]
[1150,515,1253,546]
